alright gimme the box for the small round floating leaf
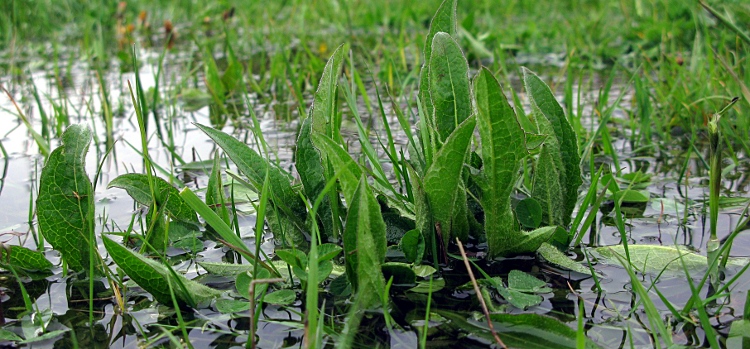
[264,289,297,306]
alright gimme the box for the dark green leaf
[516,198,542,229]
[400,229,425,264]
[296,117,334,239]
[198,261,253,278]
[382,262,417,285]
[103,236,222,307]
[0,245,53,273]
[109,173,198,224]
[312,134,363,205]
[419,0,457,120]
[37,124,97,273]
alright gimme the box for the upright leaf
[296,118,334,239]
[423,116,476,245]
[429,32,472,143]
[310,43,348,142]
[473,68,527,258]
[523,68,582,226]
[37,124,96,273]
[343,177,386,308]
[419,0,457,121]
[532,117,565,227]
[312,134,363,206]
[103,236,222,308]
[108,173,198,224]
[195,124,307,243]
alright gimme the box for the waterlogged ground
[1,45,750,349]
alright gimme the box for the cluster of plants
[1,0,750,348]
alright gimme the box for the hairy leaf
[296,117,334,239]
[343,177,386,308]
[312,134,363,206]
[423,116,475,245]
[473,68,527,258]
[523,68,582,227]
[419,0,457,120]
[429,32,471,143]
[310,43,348,141]
[532,118,565,227]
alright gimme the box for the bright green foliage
[198,261,254,278]
[596,244,748,274]
[429,32,471,143]
[108,173,198,224]
[310,43,348,142]
[0,246,53,274]
[523,68,582,227]
[312,134,363,205]
[532,117,566,227]
[422,116,475,245]
[103,236,222,308]
[36,124,97,274]
[419,0,457,122]
[490,270,551,309]
[343,177,386,308]
[537,243,592,276]
[473,68,527,257]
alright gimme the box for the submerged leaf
[103,236,222,308]
[37,124,97,274]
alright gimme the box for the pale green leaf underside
[108,173,198,223]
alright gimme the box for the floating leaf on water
[612,189,650,204]
[537,242,593,276]
[439,311,604,349]
[409,278,446,293]
[264,289,297,306]
[594,244,747,273]
[497,287,543,309]
[215,299,250,314]
[103,236,222,308]
[507,270,552,294]
[199,261,253,278]
[37,124,98,274]
[413,265,437,278]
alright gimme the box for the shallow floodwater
[1,47,749,348]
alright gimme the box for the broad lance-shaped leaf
[438,311,604,349]
[473,68,527,258]
[312,134,363,206]
[595,244,748,274]
[423,116,475,245]
[310,43,348,142]
[418,0,457,122]
[195,123,307,243]
[37,124,97,273]
[532,116,565,227]
[108,173,198,224]
[0,246,53,274]
[296,117,334,239]
[344,177,386,308]
[429,32,471,143]
[103,236,222,307]
[523,68,582,226]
